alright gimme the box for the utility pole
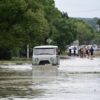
[27,44,29,60]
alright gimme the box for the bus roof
[34,45,58,49]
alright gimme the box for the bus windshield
[34,48,55,55]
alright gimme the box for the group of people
[79,46,94,60]
[69,46,77,56]
[68,45,94,60]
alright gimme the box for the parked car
[85,45,92,50]
[88,45,92,49]
[67,46,79,56]
[97,47,100,51]
[93,45,98,51]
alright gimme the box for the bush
[0,47,12,60]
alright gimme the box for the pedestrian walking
[74,46,76,56]
[90,47,94,60]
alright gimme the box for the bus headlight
[35,58,38,62]
[50,57,54,61]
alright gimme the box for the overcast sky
[54,0,100,18]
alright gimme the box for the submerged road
[0,57,100,100]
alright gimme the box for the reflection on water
[0,57,100,100]
[0,68,33,98]
[0,65,58,99]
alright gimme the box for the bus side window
[56,49,58,55]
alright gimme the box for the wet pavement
[0,56,100,100]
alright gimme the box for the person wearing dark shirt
[90,47,94,60]
[58,50,60,55]
[74,46,76,56]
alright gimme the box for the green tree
[75,17,99,30]
[0,0,28,59]
[0,0,27,48]
[0,0,49,59]
[76,20,94,45]
[92,30,100,45]
[51,16,78,53]
[97,19,100,27]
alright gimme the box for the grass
[0,57,32,65]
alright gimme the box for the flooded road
[0,57,100,100]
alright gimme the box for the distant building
[71,40,79,46]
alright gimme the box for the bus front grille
[39,60,50,65]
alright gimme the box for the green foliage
[0,47,12,60]
[0,0,27,47]
[92,30,100,45]
[0,0,50,59]
[75,17,99,30]
[51,15,78,53]
[76,20,94,45]
[39,0,57,22]
[0,0,96,59]
[97,19,100,27]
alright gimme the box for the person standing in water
[83,47,86,57]
[69,46,72,56]
[79,47,83,58]
[74,46,76,56]
[86,46,90,59]
[90,47,94,60]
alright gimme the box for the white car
[32,45,60,66]
[85,45,92,49]
[97,47,100,51]
[67,46,79,56]
[93,45,98,51]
